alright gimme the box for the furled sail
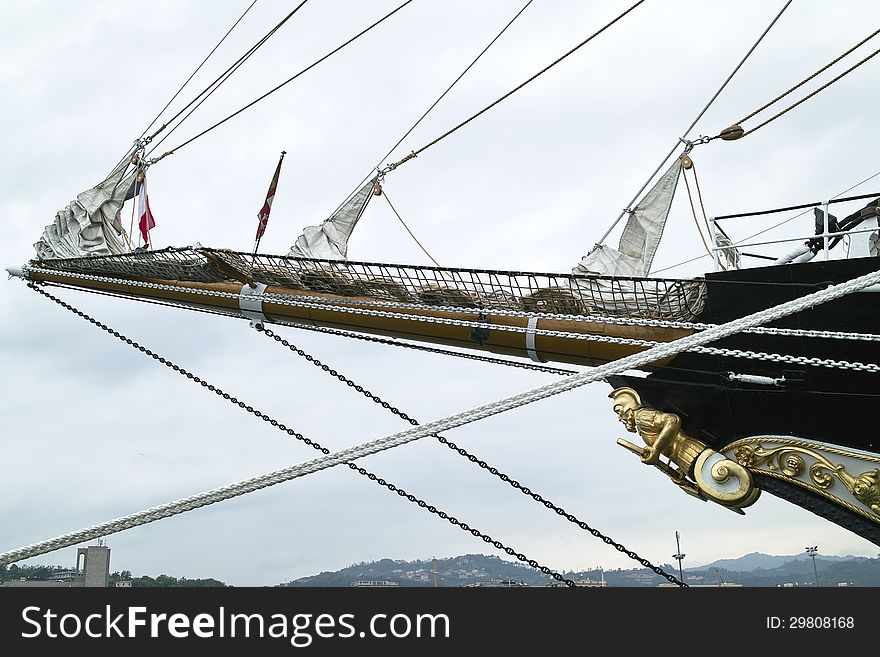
[288,177,377,260]
[34,149,137,259]
[573,158,682,277]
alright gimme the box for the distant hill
[689,551,863,572]
[281,554,557,588]
[687,556,880,587]
[279,552,880,587]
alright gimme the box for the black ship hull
[609,256,880,542]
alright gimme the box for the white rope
[26,265,880,342]
[3,265,879,565]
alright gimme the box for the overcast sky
[2,0,880,587]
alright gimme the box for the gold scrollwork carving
[695,452,753,502]
[735,444,807,479]
[850,470,880,514]
[731,442,880,519]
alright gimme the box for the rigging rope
[734,26,880,129]
[741,44,880,138]
[592,0,793,247]
[380,188,441,266]
[145,1,309,153]
[257,325,682,584]
[139,0,261,140]
[383,0,648,173]
[7,264,880,570]
[718,38,880,140]
[148,0,415,164]
[328,0,535,220]
[690,162,714,251]
[677,157,725,270]
[11,282,576,587]
[651,171,880,274]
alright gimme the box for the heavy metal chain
[258,324,687,586]
[26,282,575,587]
[43,273,878,375]
[273,318,580,376]
[35,277,580,376]
[30,266,880,347]
[694,346,880,373]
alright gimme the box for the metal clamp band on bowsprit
[240,282,268,327]
[526,316,546,363]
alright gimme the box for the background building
[2,543,111,588]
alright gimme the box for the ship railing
[709,192,880,272]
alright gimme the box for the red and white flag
[138,177,156,245]
[255,150,286,244]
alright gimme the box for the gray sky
[2,0,880,587]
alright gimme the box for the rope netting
[35,247,707,322]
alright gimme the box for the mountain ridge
[687,551,867,572]
[279,552,880,587]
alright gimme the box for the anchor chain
[283,320,580,376]
[258,324,687,586]
[26,282,575,586]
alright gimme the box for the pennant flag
[255,150,286,244]
[137,177,156,246]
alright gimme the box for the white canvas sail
[34,149,137,259]
[288,178,377,260]
[573,158,682,277]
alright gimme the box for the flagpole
[248,150,287,288]
[127,172,142,252]
[253,150,286,257]
[143,175,152,250]
[135,171,157,251]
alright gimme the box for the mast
[672,531,685,584]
